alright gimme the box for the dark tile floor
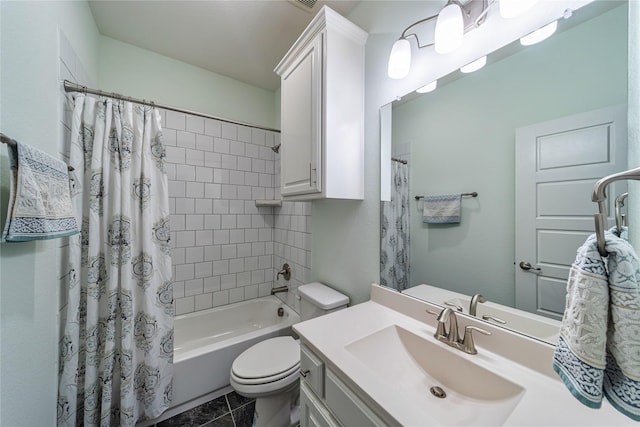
[155,391,255,427]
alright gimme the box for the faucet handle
[462,325,491,355]
[481,315,506,325]
[444,301,463,312]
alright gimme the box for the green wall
[0,2,100,425]
[391,4,627,305]
[98,36,279,130]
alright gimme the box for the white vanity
[294,284,635,426]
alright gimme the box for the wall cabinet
[275,6,367,200]
[299,344,390,427]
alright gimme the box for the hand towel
[422,194,461,224]
[552,230,640,420]
[2,141,79,242]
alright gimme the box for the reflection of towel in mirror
[552,231,640,421]
[422,194,461,224]
[2,141,78,242]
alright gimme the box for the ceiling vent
[287,0,319,13]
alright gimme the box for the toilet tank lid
[298,282,349,310]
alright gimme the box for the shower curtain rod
[63,80,281,133]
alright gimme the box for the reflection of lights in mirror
[520,20,558,46]
[460,55,487,73]
[416,81,438,94]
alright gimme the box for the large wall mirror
[380,0,631,345]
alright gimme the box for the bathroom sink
[345,325,525,426]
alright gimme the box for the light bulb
[520,21,557,46]
[388,38,412,79]
[435,2,464,54]
[416,81,437,93]
[500,0,538,19]
[460,56,487,73]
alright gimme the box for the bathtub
[171,296,300,409]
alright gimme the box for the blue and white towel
[2,141,78,242]
[553,231,640,420]
[422,194,462,224]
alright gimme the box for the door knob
[519,261,541,272]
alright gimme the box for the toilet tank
[298,282,349,321]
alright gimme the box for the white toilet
[230,282,349,427]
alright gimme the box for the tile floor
[154,391,255,427]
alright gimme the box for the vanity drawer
[300,344,325,397]
[325,369,387,427]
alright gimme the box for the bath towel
[2,141,78,241]
[422,194,461,224]
[552,231,640,420]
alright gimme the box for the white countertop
[293,285,635,426]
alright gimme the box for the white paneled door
[515,105,627,319]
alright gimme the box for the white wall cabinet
[299,344,391,427]
[275,6,367,200]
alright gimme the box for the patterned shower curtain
[380,161,410,290]
[58,94,174,427]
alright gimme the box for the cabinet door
[300,382,339,427]
[280,32,323,196]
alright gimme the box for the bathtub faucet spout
[271,285,289,295]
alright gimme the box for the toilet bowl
[229,282,349,427]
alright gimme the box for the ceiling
[88,0,363,92]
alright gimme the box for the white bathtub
[171,296,300,409]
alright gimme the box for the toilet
[230,282,349,427]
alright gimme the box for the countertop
[293,285,636,426]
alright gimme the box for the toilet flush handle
[299,369,310,378]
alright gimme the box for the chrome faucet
[429,307,491,355]
[469,294,487,316]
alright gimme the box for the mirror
[380,0,630,344]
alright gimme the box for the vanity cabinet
[274,6,367,200]
[299,344,390,427]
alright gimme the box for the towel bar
[592,167,640,256]
[415,192,478,201]
[1,133,74,172]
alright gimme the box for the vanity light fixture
[434,1,464,54]
[499,0,539,19]
[387,38,412,79]
[416,81,438,93]
[520,20,557,46]
[460,55,487,73]
[387,0,489,79]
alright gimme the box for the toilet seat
[230,336,301,398]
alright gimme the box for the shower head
[271,144,281,154]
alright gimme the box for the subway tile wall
[160,109,312,315]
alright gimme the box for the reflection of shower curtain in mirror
[380,161,410,290]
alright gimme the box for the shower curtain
[380,161,410,290]
[58,94,173,427]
